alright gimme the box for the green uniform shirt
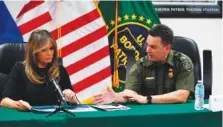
[125,50,194,96]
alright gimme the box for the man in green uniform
[94,24,194,104]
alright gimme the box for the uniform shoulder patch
[173,50,193,72]
[128,59,143,75]
[128,64,138,75]
[138,57,144,63]
[180,56,193,71]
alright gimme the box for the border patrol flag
[98,1,160,92]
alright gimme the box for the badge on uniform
[168,68,173,78]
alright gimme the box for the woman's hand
[0,98,31,111]
[62,89,80,104]
[14,100,32,111]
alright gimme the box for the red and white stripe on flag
[8,1,112,104]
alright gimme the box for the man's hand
[125,94,148,104]
[93,88,115,105]
[63,89,80,104]
[14,100,32,111]
[122,89,137,97]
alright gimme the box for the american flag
[4,1,112,104]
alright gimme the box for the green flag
[98,1,160,92]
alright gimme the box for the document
[91,104,130,111]
[31,105,97,113]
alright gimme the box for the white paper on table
[91,104,130,111]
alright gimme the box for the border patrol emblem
[180,56,193,71]
[168,68,173,78]
[99,1,161,92]
[108,14,154,86]
[183,60,192,71]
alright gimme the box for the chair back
[0,43,25,99]
[0,43,26,75]
[172,36,202,85]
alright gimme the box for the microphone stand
[46,98,75,117]
[46,80,75,117]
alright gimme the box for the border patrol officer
[94,24,194,104]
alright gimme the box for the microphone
[50,78,66,103]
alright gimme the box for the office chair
[0,73,8,98]
[172,36,202,86]
[0,43,26,75]
[203,50,212,98]
[0,43,25,98]
[172,36,213,99]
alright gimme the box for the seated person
[0,30,79,110]
[94,24,194,104]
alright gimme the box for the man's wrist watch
[147,95,152,104]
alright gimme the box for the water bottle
[195,80,205,110]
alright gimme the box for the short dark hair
[149,24,173,45]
